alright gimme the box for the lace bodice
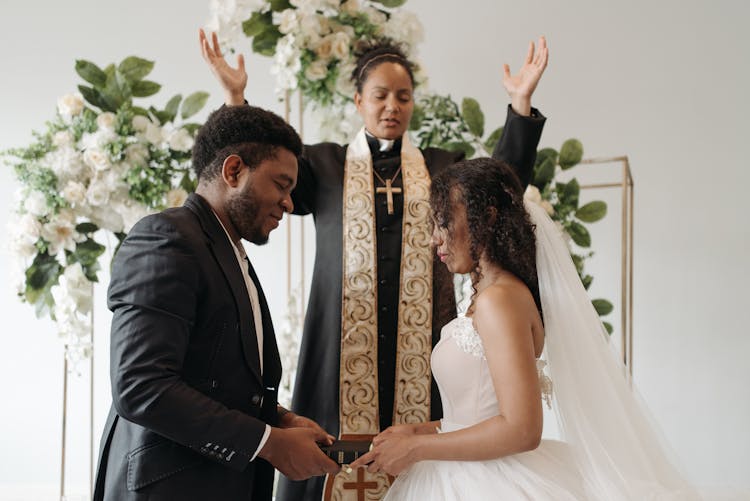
[432,316,551,426]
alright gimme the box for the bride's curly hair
[430,158,541,316]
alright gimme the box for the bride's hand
[199,28,248,106]
[349,433,423,476]
[503,36,548,116]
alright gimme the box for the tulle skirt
[384,437,587,501]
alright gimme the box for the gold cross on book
[376,179,402,215]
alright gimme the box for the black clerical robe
[277,105,545,501]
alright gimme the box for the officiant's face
[226,148,297,245]
[354,62,414,140]
[431,195,473,274]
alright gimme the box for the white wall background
[1,0,748,498]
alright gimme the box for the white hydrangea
[23,190,50,217]
[383,11,424,48]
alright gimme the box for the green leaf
[181,91,210,120]
[409,105,426,130]
[443,141,475,159]
[581,274,593,290]
[181,122,202,135]
[268,0,292,11]
[165,94,182,121]
[559,138,583,169]
[483,127,503,152]
[561,178,580,207]
[568,220,591,247]
[603,321,614,335]
[535,147,558,168]
[26,253,62,292]
[461,97,484,137]
[75,60,107,88]
[243,11,273,38]
[118,56,155,83]
[148,106,171,125]
[576,201,607,223]
[75,222,99,234]
[372,0,407,6]
[131,106,150,117]
[533,157,555,188]
[593,299,614,316]
[131,80,161,98]
[78,85,104,109]
[251,28,282,56]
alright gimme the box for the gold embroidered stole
[323,129,433,501]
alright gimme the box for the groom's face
[226,148,297,245]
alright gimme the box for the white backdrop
[1,1,748,498]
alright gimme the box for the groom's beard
[227,187,268,245]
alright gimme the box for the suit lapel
[185,194,263,385]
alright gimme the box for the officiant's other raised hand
[199,28,248,106]
[503,36,548,116]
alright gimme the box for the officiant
[201,30,548,501]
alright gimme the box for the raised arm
[492,36,549,190]
[199,28,248,106]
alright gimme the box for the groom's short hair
[191,105,302,181]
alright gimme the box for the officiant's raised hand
[503,36,548,116]
[199,28,248,106]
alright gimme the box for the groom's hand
[259,427,340,480]
[278,410,335,444]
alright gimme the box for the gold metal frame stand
[579,156,634,376]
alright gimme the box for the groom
[93,105,339,500]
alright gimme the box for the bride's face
[431,200,473,274]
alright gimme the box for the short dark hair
[192,105,302,181]
[430,158,541,316]
[352,40,416,93]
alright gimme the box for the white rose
[17,213,43,242]
[62,181,87,206]
[335,61,356,96]
[126,143,149,166]
[116,201,150,233]
[341,0,359,16]
[86,178,110,206]
[276,9,299,34]
[305,60,329,82]
[83,148,111,172]
[299,13,324,43]
[96,112,117,131]
[329,32,350,61]
[364,7,387,27]
[166,188,189,208]
[132,115,151,132]
[54,262,93,315]
[315,36,333,61]
[540,200,555,216]
[88,205,124,233]
[524,185,542,204]
[79,129,116,150]
[144,123,164,145]
[24,191,50,217]
[57,93,84,119]
[167,128,194,152]
[53,130,74,148]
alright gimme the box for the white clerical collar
[365,130,396,152]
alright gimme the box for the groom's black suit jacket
[94,193,282,501]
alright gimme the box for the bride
[351,157,700,500]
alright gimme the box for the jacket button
[251,394,262,406]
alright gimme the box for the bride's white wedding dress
[384,202,701,501]
[384,315,587,500]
